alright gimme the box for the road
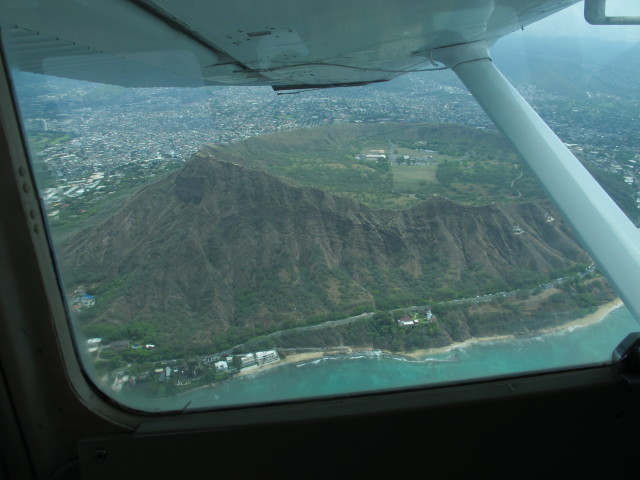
[196,263,597,358]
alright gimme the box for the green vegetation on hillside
[226,273,616,356]
[206,122,547,209]
[57,122,628,366]
[49,161,184,243]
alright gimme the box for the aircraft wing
[0,0,578,88]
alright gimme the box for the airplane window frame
[0,4,637,435]
[0,71,626,425]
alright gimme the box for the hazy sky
[524,0,640,42]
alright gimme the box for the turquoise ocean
[123,305,639,412]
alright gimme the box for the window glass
[2,2,639,412]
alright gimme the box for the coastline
[541,298,623,333]
[403,297,624,359]
[234,347,361,377]
[234,298,624,372]
[158,297,626,399]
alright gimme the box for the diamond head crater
[54,123,616,387]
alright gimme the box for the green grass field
[391,165,437,192]
[206,122,549,208]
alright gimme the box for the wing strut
[433,41,640,321]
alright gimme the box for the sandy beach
[403,297,624,359]
[541,298,623,332]
[234,347,359,377]
[223,298,625,378]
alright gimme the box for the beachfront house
[215,360,228,372]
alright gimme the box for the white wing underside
[1,0,578,88]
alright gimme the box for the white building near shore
[255,350,280,365]
[214,360,228,371]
